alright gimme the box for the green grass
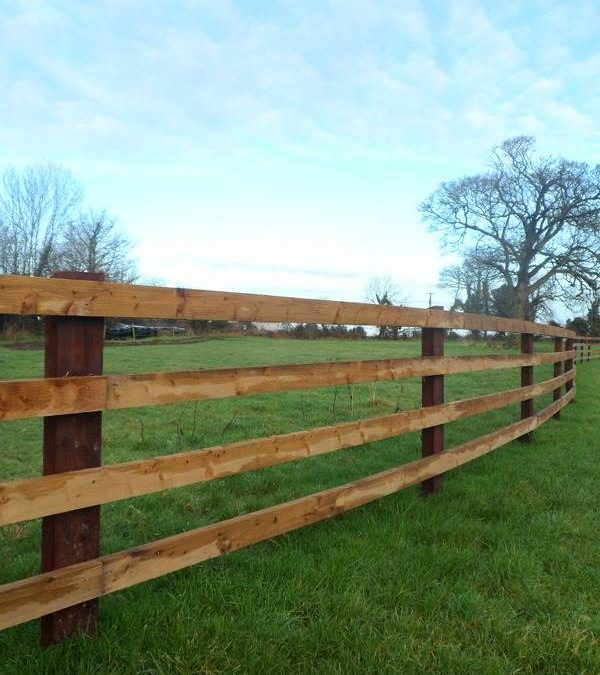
[0,336,598,674]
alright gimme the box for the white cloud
[3,0,597,167]
[0,0,598,311]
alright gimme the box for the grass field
[0,335,598,674]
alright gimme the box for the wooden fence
[574,336,600,363]
[0,273,576,646]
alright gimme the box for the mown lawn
[0,335,598,674]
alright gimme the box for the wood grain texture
[41,271,104,646]
[0,371,573,526]
[565,339,575,396]
[553,338,563,420]
[0,352,575,422]
[0,275,574,337]
[520,333,534,443]
[421,310,444,496]
[0,388,574,632]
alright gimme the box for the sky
[1,0,599,312]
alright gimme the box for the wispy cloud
[3,1,598,163]
[0,0,598,308]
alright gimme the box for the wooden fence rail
[0,274,573,336]
[0,351,572,422]
[0,273,577,645]
[0,371,573,526]
[0,389,575,633]
[574,337,600,363]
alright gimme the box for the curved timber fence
[0,273,576,646]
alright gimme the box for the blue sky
[1,0,599,311]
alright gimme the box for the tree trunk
[514,278,530,321]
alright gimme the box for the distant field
[1,336,598,674]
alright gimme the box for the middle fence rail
[0,273,576,645]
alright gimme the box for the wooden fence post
[553,337,563,420]
[421,307,444,496]
[41,271,105,647]
[587,339,591,362]
[565,338,574,401]
[519,333,534,442]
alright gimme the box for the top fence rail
[0,275,574,338]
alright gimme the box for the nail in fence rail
[421,306,444,496]
[520,333,534,442]
[41,271,104,647]
[553,337,563,420]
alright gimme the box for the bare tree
[439,253,499,337]
[60,210,138,282]
[576,285,600,336]
[365,275,405,306]
[420,137,600,320]
[438,264,466,307]
[0,164,83,276]
[438,253,498,313]
[588,292,600,336]
[365,276,406,339]
[442,257,494,311]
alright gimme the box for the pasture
[1,335,598,674]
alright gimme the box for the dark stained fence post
[565,338,574,400]
[587,339,591,362]
[421,307,444,496]
[553,337,563,420]
[41,271,105,647]
[519,333,534,442]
